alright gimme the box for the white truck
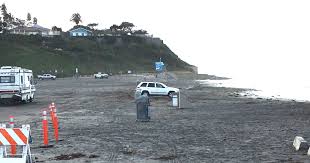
[136,82,179,97]
[0,66,36,103]
[94,72,109,79]
[37,74,56,80]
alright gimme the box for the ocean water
[198,75,310,102]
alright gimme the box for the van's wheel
[22,95,29,104]
[29,96,34,102]
[141,91,149,96]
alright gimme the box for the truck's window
[0,76,15,83]
[140,83,147,87]
[156,83,165,88]
[148,83,155,87]
[28,76,30,81]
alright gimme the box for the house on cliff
[10,24,60,37]
[68,27,93,37]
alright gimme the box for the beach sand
[1,72,310,162]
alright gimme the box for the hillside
[0,34,192,76]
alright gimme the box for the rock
[121,145,135,154]
[293,136,308,151]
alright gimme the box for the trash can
[135,94,150,122]
[172,92,179,107]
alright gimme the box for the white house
[10,24,60,37]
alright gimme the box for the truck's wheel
[141,91,149,96]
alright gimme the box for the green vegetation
[0,4,192,76]
[0,34,191,77]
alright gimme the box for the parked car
[94,72,109,79]
[136,82,179,97]
[0,66,36,103]
[37,74,56,80]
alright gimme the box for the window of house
[21,76,23,84]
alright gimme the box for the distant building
[10,24,58,37]
[48,30,61,36]
[69,27,93,37]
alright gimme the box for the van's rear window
[0,76,15,83]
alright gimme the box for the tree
[110,24,119,31]
[1,4,14,31]
[70,13,82,25]
[133,29,148,35]
[1,3,7,17]
[14,18,25,27]
[0,17,3,33]
[119,22,134,33]
[0,17,8,33]
[1,3,9,22]
[87,23,98,29]
[33,17,37,24]
[27,13,31,21]
[52,26,62,32]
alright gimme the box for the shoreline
[197,77,310,104]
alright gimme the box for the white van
[0,66,36,103]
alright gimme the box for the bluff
[0,34,192,76]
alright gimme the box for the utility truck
[37,74,56,80]
[0,66,36,104]
[94,72,109,79]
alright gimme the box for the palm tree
[33,17,37,24]
[27,13,31,21]
[70,13,82,25]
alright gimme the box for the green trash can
[135,94,150,122]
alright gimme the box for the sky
[2,0,310,79]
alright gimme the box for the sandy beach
[1,72,310,162]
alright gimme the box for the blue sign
[155,62,164,72]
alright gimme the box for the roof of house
[69,27,93,33]
[11,24,50,32]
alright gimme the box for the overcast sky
[2,0,310,78]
